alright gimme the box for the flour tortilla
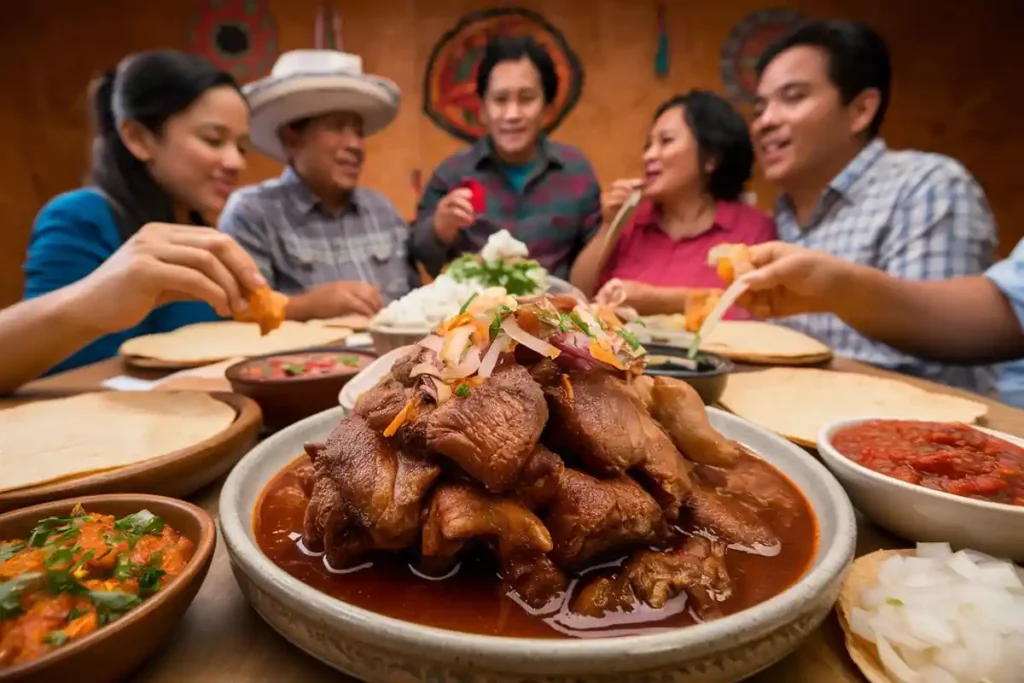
[639,317,832,364]
[119,321,349,367]
[0,392,236,493]
[719,368,989,446]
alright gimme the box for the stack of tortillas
[0,392,236,493]
[119,321,350,368]
[637,318,832,365]
[307,313,371,331]
[720,367,989,447]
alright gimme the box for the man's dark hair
[755,19,891,138]
[475,36,559,104]
[653,90,754,202]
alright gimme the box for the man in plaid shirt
[752,20,997,393]
[411,36,602,281]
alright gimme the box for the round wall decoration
[720,9,805,104]
[185,0,278,84]
[422,8,584,142]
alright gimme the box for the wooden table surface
[7,356,1024,682]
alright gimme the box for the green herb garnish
[89,590,142,625]
[458,292,478,315]
[44,630,69,646]
[338,355,361,367]
[67,606,90,621]
[885,597,904,607]
[557,314,572,333]
[114,510,164,538]
[618,328,641,350]
[568,312,593,337]
[283,364,306,376]
[0,572,45,619]
[454,384,471,398]
[44,548,75,570]
[112,553,135,580]
[138,566,166,596]
[445,255,544,296]
[0,541,25,564]
[27,516,75,547]
[488,305,511,340]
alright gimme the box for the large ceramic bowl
[818,417,1024,561]
[0,495,216,683]
[221,407,856,683]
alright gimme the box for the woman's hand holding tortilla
[72,222,267,334]
[733,241,857,319]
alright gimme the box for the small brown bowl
[225,346,377,431]
[0,494,216,683]
[643,344,734,405]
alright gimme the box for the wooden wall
[1,0,1021,307]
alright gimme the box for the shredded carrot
[471,319,491,348]
[588,340,626,370]
[516,309,542,337]
[436,312,474,335]
[383,396,419,437]
[594,306,622,331]
[561,373,574,400]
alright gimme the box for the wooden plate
[0,392,262,513]
[0,494,216,683]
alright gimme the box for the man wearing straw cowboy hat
[219,49,413,320]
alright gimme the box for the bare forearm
[0,286,104,395]
[284,290,322,322]
[833,267,1024,364]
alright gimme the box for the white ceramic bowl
[818,418,1024,561]
[338,344,416,413]
[221,406,856,683]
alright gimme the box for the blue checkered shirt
[775,139,998,394]
[218,167,415,303]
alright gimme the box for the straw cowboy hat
[243,49,401,162]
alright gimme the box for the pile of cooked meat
[297,299,801,622]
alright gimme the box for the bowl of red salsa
[818,418,1024,561]
[226,348,375,431]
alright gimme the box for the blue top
[985,239,1024,406]
[23,188,221,374]
[502,162,535,192]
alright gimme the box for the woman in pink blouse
[570,90,776,316]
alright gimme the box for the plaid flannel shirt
[218,167,415,304]
[775,139,998,394]
[410,136,602,279]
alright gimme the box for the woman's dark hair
[755,19,891,139]
[475,36,558,104]
[653,90,754,202]
[88,50,240,239]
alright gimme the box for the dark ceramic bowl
[226,346,377,431]
[642,343,734,405]
[0,494,216,683]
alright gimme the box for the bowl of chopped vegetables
[0,495,215,683]
[226,347,376,431]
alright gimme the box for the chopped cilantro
[454,384,471,398]
[67,606,90,621]
[0,541,25,564]
[44,548,75,569]
[633,318,647,327]
[112,553,135,580]
[885,597,904,607]
[445,255,544,296]
[283,364,306,376]
[44,630,69,646]
[618,328,641,350]
[337,355,361,367]
[0,572,45,619]
[458,292,478,315]
[114,510,164,538]
[489,305,511,340]
[89,590,142,625]
[138,566,166,596]
[557,314,572,333]
[27,516,75,547]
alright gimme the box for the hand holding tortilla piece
[0,222,266,394]
[235,287,289,335]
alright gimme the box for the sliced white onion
[441,325,474,365]
[418,334,444,353]
[410,362,441,379]
[441,346,481,381]
[478,334,511,378]
[501,316,560,359]
[431,377,452,404]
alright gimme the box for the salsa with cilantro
[0,506,194,668]
[237,352,370,381]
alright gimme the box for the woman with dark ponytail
[3,50,264,390]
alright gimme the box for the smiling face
[480,57,547,164]
[282,111,365,194]
[124,85,250,215]
[751,45,877,190]
[641,106,710,202]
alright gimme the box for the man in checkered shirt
[750,20,997,393]
[219,50,416,322]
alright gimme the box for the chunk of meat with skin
[420,483,567,608]
[631,374,655,413]
[515,444,565,511]
[353,384,416,433]
[571,535,732,619]
[544,370,677,476]
[293,456,317,498]
[686,488,778,549]
[649,376,741,467]
[302,416,441,568]
[412,363,548,493]
[545,468,665,571]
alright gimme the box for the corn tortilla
[118,321,349,366]
[0,392,236,493]
[719,368,988,446]
[640,318,832,364]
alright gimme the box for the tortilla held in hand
[236,287,288,335]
